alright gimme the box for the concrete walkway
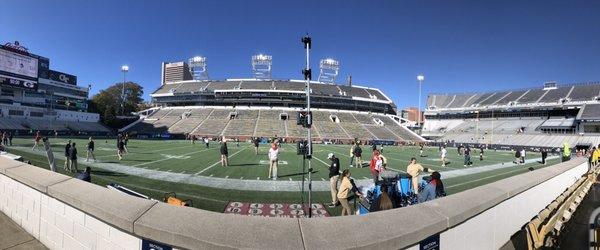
[12,146,554,192]
[0,211,46,249]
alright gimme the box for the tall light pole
[301,34,313,218]
[417,74,425,126]
[121,65,129,116]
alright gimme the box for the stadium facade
[423,81,600,148]
[0,41,109,134]
[125,58,423,143]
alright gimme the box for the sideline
[9,146,556,192]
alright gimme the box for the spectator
[520,148,526,164]
[377,189,393,211]
[63,140,72,171]
[220,140,229,167]
[86,137,96,162]
[268,143,279,180]
[327,153,340,208]
[406,158,433,195]
[337,169,354,216]
[204,137,210,148]
[353,143,363,168]
[418,171,446,203]
[69,142,78,173]
[77,167,91,182]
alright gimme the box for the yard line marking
[131,147,214,168]
[195,147,248,175]
[362,177,369,179]
[179,171,185,174]
[96,144,196,158]
[447,167,531,189]
[321,178,325,181]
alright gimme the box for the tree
[90,82,144,128]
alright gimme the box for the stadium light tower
[318,58,339,83]
[121,65,129,116]
[417,74,425,126]
[252,54,272,79]
[189,56,209,80]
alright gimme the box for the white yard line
[131,147,214,167]
[195,147,248,175]
[447,167,529,189]
[96,144,195,158]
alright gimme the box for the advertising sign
[49,70,77,85]
[0,75,37,90]
[0,48,38,78]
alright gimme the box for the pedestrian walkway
[0,211,46,250]
[12,146,553,192]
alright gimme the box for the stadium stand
[134,78,423,142]
[424,82,600,148]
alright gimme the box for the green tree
[90,82,144,128]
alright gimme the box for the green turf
[6,137,557,216]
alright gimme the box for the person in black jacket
[77,167,91,182]
[327,153,340,208]
[69,142,78,173]
[220,140,229,167]
[253,137,260,155]
[64,140,72,172]
[541,148,548,165]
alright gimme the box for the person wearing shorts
[32,131,42,151]
[117,139,125,160]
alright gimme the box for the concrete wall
[0,156,589,250]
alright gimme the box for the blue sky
[2,0,600,109]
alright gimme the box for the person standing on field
[353,143,363,168]
[254,137,260,155]
[220,140,229,167]
[69,142,78,173]
[407,158,434,195]
[349,141,355,168]
[541,148,548,165]
[327,153,340,208]
[268,143,279,180]
[64,140,72,171]
[86,137,96,162]
[440,145,447,167]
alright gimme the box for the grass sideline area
[6,137,559,216]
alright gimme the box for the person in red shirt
[370,150,386,184]
[32,131,42,151]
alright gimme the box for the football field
[6,137,560,215]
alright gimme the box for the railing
[0,155,589,249]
